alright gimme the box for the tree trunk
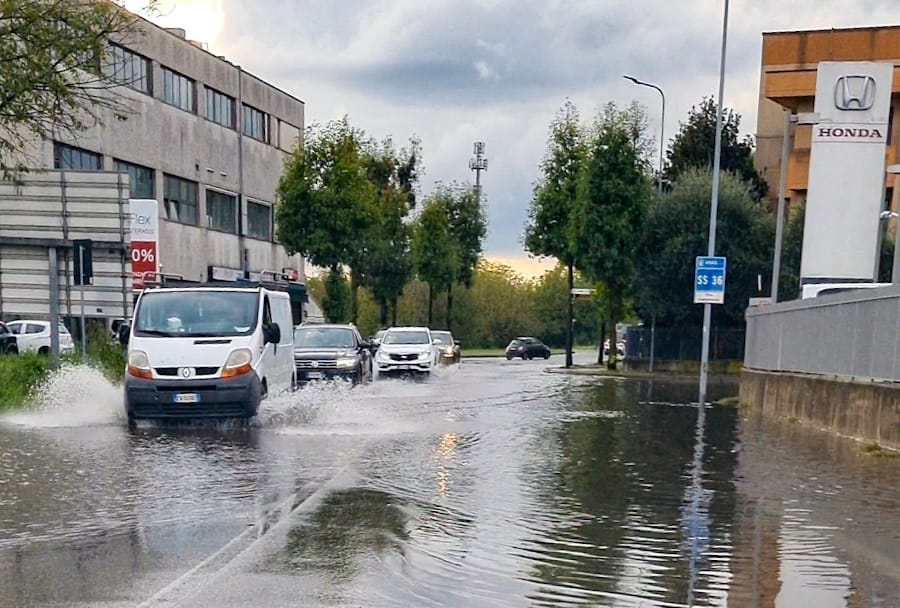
[391,296,398,326]
[597,318,605,365]
[566,260,574,368]
[447,283,453,331]
[349,269,360,324]
[378,298,389,328]
[427,283,434,327]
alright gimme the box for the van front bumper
[124,372,263,420]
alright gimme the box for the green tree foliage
[0,1,155,172]
[444,182,487,329]
[664,97,768,201]
[525,100,587,364]
[530,264,600,347]
[572,102,653,367]
[360,138,420,326]
[276,117,378,316]
[524,100,586,265]
[411,195,456,326]
[322,268,351,323]
[634,168,774,327]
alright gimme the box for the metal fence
[744,284,900,382]
[624,326,745,361]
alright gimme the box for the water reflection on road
[0,355,897,607]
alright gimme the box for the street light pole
[698,0,730,408]
[624,75,665,373]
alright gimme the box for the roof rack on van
[142,274,309,304]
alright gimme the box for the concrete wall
[740,369,900,450]
[742,286,900,448]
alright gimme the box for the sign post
[73,239,93,358]
[694,256,727,304]
[129,199,159,292]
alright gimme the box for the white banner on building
[129,199,159,289]
[802,61,894,283]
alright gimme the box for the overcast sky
[135,0,897,276]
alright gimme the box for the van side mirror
[264,323,281,345]
[118,323,130,346]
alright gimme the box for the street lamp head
[623,75,641,85]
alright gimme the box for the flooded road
[0,354,898,607]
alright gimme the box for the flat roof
[131,9,306,106]
[763,24,900,36]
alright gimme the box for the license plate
[306,371,322,379]
[173,393,200,404]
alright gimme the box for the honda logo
[834,75,876,111]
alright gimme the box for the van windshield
[134,290,259,337]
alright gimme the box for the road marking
[136,463,357,608]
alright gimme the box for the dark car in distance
[505,337,551,360]
[0,322,17,355]
[293,324,373,385]
[432,330,461,364]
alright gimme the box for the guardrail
[744,284,900,382]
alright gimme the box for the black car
[293,324,373,385]
[0,322,17,355]
[505,337,551,360]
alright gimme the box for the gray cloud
[186,0,899,259]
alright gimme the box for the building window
[205,87,235,128]
[115,160,155,199]
[162,67,194,112]
[242,104,268,142]
[53,142,101,171]
[104,44,151,94]
[163,174,198,224]
[207,189,237,233]
[247,201,272,240]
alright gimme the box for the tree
[524,100,587,367]
[0,1,156,173]
[322,268,351,323]
[664,97,768,201]
[445,182,487,331]
[276,118,377,318]
[634,168,774,327]
[359,138,420,327]
[411,195,456,326]
[572,102,653,369]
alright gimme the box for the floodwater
[0,354,897,607]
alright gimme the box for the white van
[121,284,295,425]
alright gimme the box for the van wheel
[261,379,268,399]
[5,345,17,355]
[38,346,49,356]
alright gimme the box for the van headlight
[336,356,357,369]
[221,348,253,379]
[127,350,152,379]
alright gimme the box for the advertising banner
[802,62,894,283]
[129,199,159,290]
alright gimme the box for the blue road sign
[694,256,726,304]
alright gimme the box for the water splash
[1,364,123,428]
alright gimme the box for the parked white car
[6,320,75,355]
[375,326,439,376]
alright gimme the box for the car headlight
[376,350,390,362]
[127,350,152,379]
[419,350,432,359]
[443,346,454,355]
[336,356,357,369]
[222,348,253,379]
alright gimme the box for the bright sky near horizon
[129,0,899,279]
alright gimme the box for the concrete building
[755,25,900,213]
[27,15,305,286]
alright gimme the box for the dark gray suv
[293,324,373,385]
